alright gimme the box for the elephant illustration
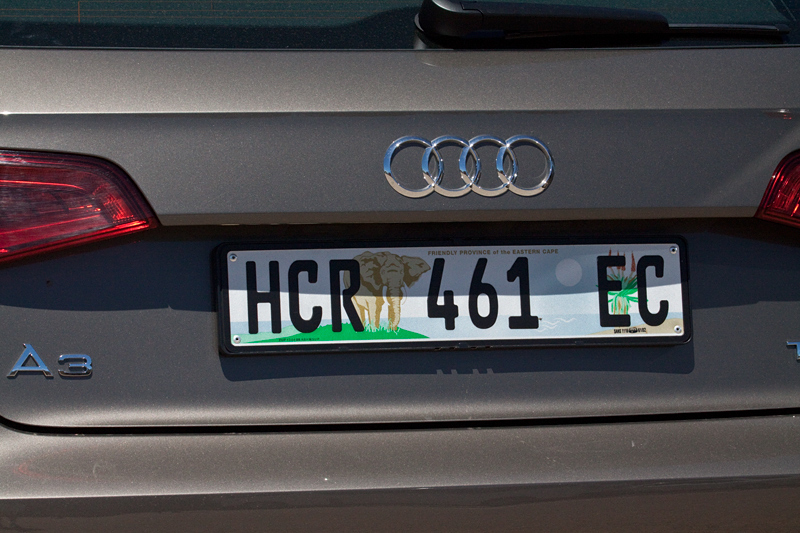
[344,251,431,331]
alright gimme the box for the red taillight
[0,151,157,264]
[757,150,800,228]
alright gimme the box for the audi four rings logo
[383,135,554,198]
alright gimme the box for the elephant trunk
[386,284,403,331]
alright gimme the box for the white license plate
[217,240,689,354]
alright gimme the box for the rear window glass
[1,0,798,49]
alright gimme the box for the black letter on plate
[636,255,669,326]
[469,258,499,329]
[289,260,323,333]
[247,260,281,334]
[507,257,539,329]
[329,260,365,333]
[427,258,459,330]
[597,255,631,327]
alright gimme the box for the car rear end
[2,1,800,530]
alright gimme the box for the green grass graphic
[607,269,638,315]
[238,323,427,344]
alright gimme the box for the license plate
[217,240,690,354]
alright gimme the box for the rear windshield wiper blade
[667,23,790,37]
[416,0,790,45]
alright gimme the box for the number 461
[427,257,539,331]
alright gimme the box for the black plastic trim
[216,236,691,355]
[4,406,800,436]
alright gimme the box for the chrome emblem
[7,344,93,378]
[57,354,93,378]
[788,341,800,360]
[7,344,52,378]
[384,135,554,198]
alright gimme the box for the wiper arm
[416,0,789,46]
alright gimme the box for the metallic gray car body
[2,44,800,529]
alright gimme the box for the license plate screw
[674,325,682,334]
[229,254,237,262]
[233,335,241,344]
[669,246,678,254]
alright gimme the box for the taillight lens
[0,151,157,264]
[757,150,800,228]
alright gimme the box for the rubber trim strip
[4,406,800,436]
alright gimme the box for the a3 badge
[6,344,92,378]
